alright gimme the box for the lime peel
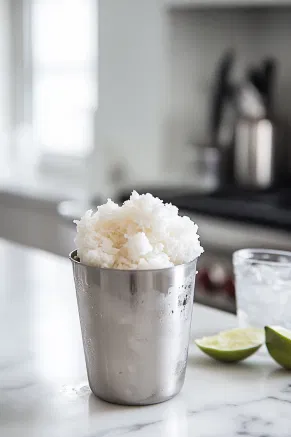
[265,325,291,370]
[195,328,264,363]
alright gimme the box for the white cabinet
[0,191,75,257]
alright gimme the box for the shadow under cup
[70,250,197,406]
[233,248,291,329]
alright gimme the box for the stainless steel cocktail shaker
[70,250,197,405]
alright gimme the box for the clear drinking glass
[233,249,291,329]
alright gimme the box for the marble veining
[1,239,291,437]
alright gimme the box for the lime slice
[195,328,264,363]
[265,326,291,370]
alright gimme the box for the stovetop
[119,186,291,231]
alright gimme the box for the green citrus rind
[195,328,264,363]
[265,326,291,370]
[195,341,262,363]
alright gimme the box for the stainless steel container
[70,250,197,406]
[234,118,275,189]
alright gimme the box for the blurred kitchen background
[2,0,291,313]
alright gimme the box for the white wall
[0,0,12,177]
[94,0,168,196]
[0,191,75,257]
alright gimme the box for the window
[31,0,97,158]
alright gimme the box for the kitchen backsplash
[94,1,291,196]
[166,6,291,175]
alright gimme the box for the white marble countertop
[1,239,290,437]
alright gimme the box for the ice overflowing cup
[70,192,203,405]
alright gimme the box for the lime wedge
[265,326,291,370]
[195,328,264,363]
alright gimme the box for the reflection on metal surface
[71,251,197,405]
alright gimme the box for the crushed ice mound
[74,191,203,269]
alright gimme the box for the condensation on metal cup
[69,250,197,406]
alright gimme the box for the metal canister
[234,117,275,189]
[70,250,197,405]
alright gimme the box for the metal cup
[70,250,197,405]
